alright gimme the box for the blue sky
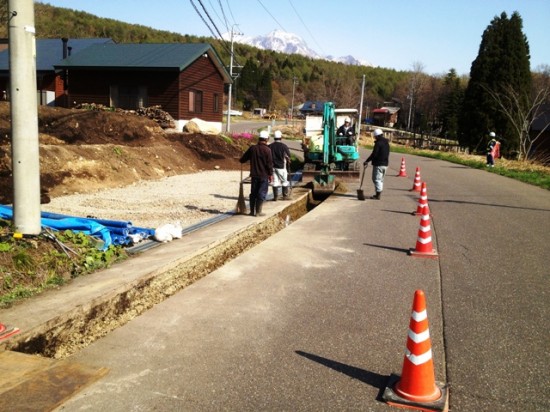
[38,0,549,75]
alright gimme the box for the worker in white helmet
[363,128,390,199]
[269,130,291,200]
[240,130,273,216]
[337,116,356,145]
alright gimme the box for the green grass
[370,144,550,190]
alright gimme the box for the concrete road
[56,154,549,411]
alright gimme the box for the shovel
[357,163,368,201]
[236,163,247,214]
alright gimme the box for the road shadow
[363,243,410,254]
[213,194,239,201]
[382,209,415,215]
[295,350,388,400]
[430,198,550,212]
[184,205,225,214]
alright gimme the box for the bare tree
[406,61,425,131]
[483,84,550,160]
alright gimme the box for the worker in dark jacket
[269,130,291,200]
[337,117,356,145]
[240,130,273,216]
[364,128,390,199]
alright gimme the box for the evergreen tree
[458,12,531,154]
[237,59,260,110]
[257,70,273,109]
[439,69,464,139]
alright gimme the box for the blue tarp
[0,205,154,250]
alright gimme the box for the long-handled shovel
[357,163,368,201]
[236,163,247,214]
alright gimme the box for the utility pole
[8,0,41,235]
[358,74,365,135]
[225,25,241,133]
[290,76,298,121]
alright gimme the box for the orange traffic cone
[382,290,448,411]
[410,167,421,192]
[413,182,430,216]
[0,322,20,341]
[398,157,407,177]
[409,206,438,258]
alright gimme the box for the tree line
[1,4,548,160]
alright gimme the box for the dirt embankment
[0,102,247,204]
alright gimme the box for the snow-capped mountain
[225,29,370,67]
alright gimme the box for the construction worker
[337,117,356,145]
[486,132,500,167]
[269,130,291,200]
[240,130,273,216]
[364,128,390,199]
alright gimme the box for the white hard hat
[489,132,496,137]
[373,128,383,137]
[344,117,351,123]
[274,130,282,139]
[259,130,269,139]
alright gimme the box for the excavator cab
[302,102,361,194]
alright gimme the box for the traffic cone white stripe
[419,225,431,233]
[417,236,432,244]
[405,348,433,365]
[408,329,430,343]
[411,309,427,321]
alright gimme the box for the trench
[8,187,330,359]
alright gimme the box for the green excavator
[302,102,361,194]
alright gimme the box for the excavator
[301,102,361,194]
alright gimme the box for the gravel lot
[44,170,244,230]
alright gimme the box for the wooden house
[54,43,232,131]
[0,38,113,105]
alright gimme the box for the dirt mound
[0,103,248,204]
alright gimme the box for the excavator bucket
[312,173,336,195]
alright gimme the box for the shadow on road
[363,243,410,254]
[430,198,550,212]
[295,350,388,399]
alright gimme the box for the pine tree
[458,12,531,154]
[439,69,464,139]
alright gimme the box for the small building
[372,105,400,127]
[300,101,326,116]
[54,42,232,132]
[0,38,113,106]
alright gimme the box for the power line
[256,0,287,32]
[189,0,218,39]
[197,0,225,40]
[217,0,230,31]
[205,0,228,33]
[224,0,237,27]
[190,0,242,67]
[288,0,326,55]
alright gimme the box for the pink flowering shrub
[231,132,254,140]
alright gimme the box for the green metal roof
[54,42,231,81]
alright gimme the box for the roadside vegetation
[0,222,127,308]
[390,145,550,190]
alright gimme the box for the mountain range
[224,29,370,67]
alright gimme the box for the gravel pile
[44,170,244,230]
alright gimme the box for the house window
[110,85,147,110]
[213,93,220,113]
[189,90,203,113]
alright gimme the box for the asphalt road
[56,152,549,411]
[224,118,301,135]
